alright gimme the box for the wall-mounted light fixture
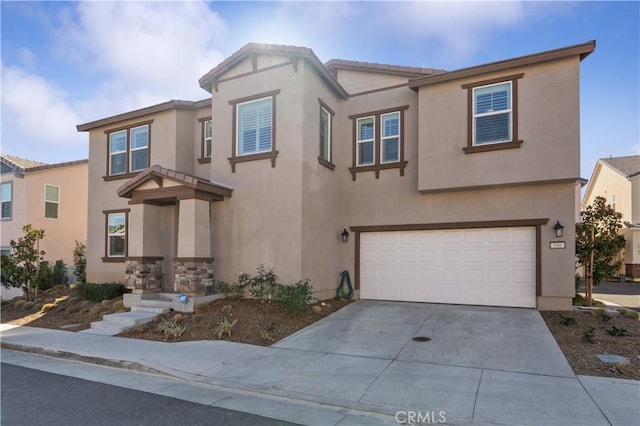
[553,220,564,238]
[341,228,349,243]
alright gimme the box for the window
[381,112,400,163]
[349,106,409,180]
[612,194,616,211]
[228,90,280,172]
[357,117,375,166]
[318,100,335,169]
[462,73,523,154]
[105,120,152,178]
[1,182,11,219]
[44,185,59,219]
[0,247,10,257]
[203,119,212,158]
[237,97,272,155]
[103,210,129,260]
[473,82,511,145]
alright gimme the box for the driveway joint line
[576,377,614,426]
[471,368,484,420]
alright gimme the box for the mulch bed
[541,310,640,380]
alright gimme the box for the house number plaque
[549,241,566,249]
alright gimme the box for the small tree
[0,225,45,301]
[576,196,626,306]
[73,241,86,283]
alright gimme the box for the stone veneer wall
[625,263,640,281]
[125,258,164,292]
[174,259,214,295]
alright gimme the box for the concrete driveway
[269,300,620,425]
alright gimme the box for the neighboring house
[0,154,88,270]
[77,41,595,310]
[582,155,640,281]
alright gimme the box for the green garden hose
[337,270,353,299]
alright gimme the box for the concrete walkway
[1,301,639,425]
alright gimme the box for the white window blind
[238,98,272,155]
[474,82,511,145]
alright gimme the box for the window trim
[318,99,335,170]
[462,73,524,154]
[1,181,12,220]
[44,184,60,219]
[348,105,409,181]
[103,120,153,180]
[198,116,213,164]
[356,116,376,167]
[102,209,130,262]
[228,90,280,172]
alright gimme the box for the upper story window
[474,82,511,145]
[381,112,400,163]
[349,106,409,181]
[238,97,272,155]
[105,120,152,179]
[44,185,59,219]
[318,99,335,170]
[462,73,523,154]
[228,90,280,172]
[203,119,212,158]
[1,181,12,220]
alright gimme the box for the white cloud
[61,1,228,103]
[1,64,83,149]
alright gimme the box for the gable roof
[325,59,444,78]
[599,155,640,179]
[1,154,87,174]
[199,43,348,99]
[77,99,211,132]
[117,165,232,201]
[409,40,596,88]
[1,154,47,171]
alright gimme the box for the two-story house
[582,155,640,281]
[0,154,88,273]
[77,41,595,310]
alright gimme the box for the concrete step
[139,299,174,308]
[131,305,170,314]
[101,312,157,326]
[78,327,121,336]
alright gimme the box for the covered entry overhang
[117,165,232,295]
[117,164,232,204]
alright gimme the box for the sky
[1,1,638,179]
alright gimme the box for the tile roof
[324,59,444,77]
[599,155,640,179]
[1,154,48,171]
[117,165,233,199]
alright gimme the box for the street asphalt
[1,300,639,425]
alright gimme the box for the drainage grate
[412,336,431,342]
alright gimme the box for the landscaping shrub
[247,265,278,302]
[217,280,246,300]
[75,282,126,302]
[275,278,314,314]
[22,301,35,310]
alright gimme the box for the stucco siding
[336,69,409,95]
[418,57,582,192]
[210,61,305,286]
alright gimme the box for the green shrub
[75,282,126,302]
[606,326,627,336]
[621,309,639,320]
[559,314,576,325]
[22,301,35,310]
[247,265,278,302]
[73,241,86,283]
[582,327,596,343]
[573,294,585,306]
[275,278,314,314]
[217,280,246,300]
[52,260,68,287]
[14,299,26,309]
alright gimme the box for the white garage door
[360,227,536,308]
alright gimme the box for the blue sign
[179,293,188,304]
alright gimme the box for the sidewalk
[1,323,639,426]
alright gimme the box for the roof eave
[409,40,596,89]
